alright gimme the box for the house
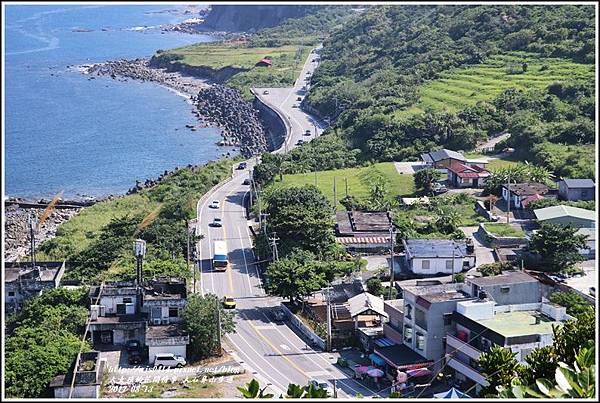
[347,292,389,351]
[142,277,187,325]
[558,179,595,201]
[336,211,393,253]
[51,351,105,398]
[465,271,541,306]
[255,58,272,67]
[402,239,476,275]
[420,149,468,169]
[88,282,146,346]
[533,205,596,228]
[4,261,65,313]
[501,183,550,209]
[146,325,190,364]
[446,161,491,188]
[400,282,475,372]
[445,297,572,394]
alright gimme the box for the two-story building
[464,271,542,306]
[445,297,572,395]
[141,277,187,325]
[4,261,65,313]
[402,239,476,275]
[501,183,551,209]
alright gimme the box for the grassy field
[485,223,526,237]
[157,42,311,99]
[270,162,415,210]
[463,152,524,171]
[396,52,595,118]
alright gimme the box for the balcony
[446,333,482,360]
[446,355,489,387]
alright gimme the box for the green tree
[529,224,588,272]
[265,258,326,303]
[519,345,558,385]
[286,383,330,398]
[181,294,235,360]
[478,345,521,397]
[414,168,442,194]
[549,291,592,316]
[237,379,274,398]
[265,185,336,257]
[552,307,595,367]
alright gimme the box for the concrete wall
[409,257,470,275]
[54,384,99,398]
[478,223,528,248]
[253,96,286,151]
[99,295,138,315]
[475,282,541,306]
[280,303,326,350]
[149,345,187,365]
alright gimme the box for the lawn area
[395,52,595,118]
[156,42,311,99]
[463,152,524,171]
[484,223,526,237]
[270,162,415,210]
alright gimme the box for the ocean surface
[4,4,232,199]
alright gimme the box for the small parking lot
[394,161,426,175]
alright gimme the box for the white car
[211,217,223,227]
[154,353,186,368]
[209,200,220,209]
[308,379,333,396]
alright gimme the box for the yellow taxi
[222,296,236,309]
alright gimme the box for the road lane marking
[221,181,238,296]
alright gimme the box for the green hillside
[399,52,594,117]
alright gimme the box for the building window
[8,291,15,297]
[169,307,179,318]
[123,297,133,303]
[500,286,510,294]
[446,260,453,270]
[405,304,412,320]
[416,333,425,351]
[404,326,413,343]
[422,260,430,270]
[415,308,427,330]
[443,313,452,326]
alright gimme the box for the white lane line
[238,226,253,296]
[256,309,376,397]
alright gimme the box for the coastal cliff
[201,5,320,32]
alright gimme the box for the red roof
[521,194,545,208]
[336,237,390,245]
[447,161,490,179]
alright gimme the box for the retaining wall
[478,223,528,248]
[279,303,326,351]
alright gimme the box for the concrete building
[445,298,572,394]
[533,205,596,228]
[465,271,542,306]
[558,179,595,201]
[335,211,393,253]
[502,183,551,209]
[383,299,404,345]
[142,277,187,325]
[146,325,190,364]
[402,239,475,275]
[51,351,105,398]
[400,283,475,371]
[4,261,65,313]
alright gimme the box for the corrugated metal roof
[534,205,596,222]
[562,178,595,188]
[403,239,468,258]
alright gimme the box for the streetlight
[133,239,146,285]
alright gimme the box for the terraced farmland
[397,52,595,118]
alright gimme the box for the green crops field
[397,52,595,118]
[269,162,415,210]
[156,42,311,99]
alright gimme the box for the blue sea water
[4,5,231,199]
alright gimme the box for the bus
[213,241,228,271]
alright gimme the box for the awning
[374,337,395,347]
[374,344,433,370]
[434,387,471,399]
[369,353,386,366]
[406,368,432,378]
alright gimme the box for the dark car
[242,178,251,185]
[237,162,247,170]
[128,351,142,365]
[126,340,141,352]
[297,97,302,101]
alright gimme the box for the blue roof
[369,353,386,366]
[374,337,395,347]
[404,239,468,258]
[562,179,595,188]
[422,149,466,163]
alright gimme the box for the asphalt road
[193,48,378,398]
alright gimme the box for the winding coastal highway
[193,47,377,398]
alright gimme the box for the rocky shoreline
[4,204,81,262]
[77,59,269,157]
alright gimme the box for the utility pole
[506,171,511,224]
[326,284,332,352]
[28,213,36,268]
[215,297,222,356]
[269,232,280,262]
[333,177,337,212]
[345,177,349,198]
[388,225,396,300]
